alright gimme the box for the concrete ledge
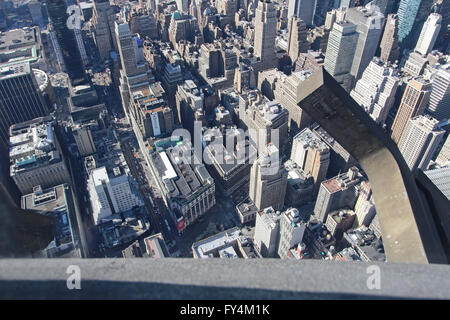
[1,259,450,299]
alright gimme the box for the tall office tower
[314,167,362,223]
[399,115,445,171]
[350,57,399,125]
[0,62,49,150]
[287,0,317,26]
[116,21,152,118]
[291,128,330,192]
[415,13,442,56]
[277,208,306,259]
[254,207,281,257]
[287,16,309,64]
[254,0,277,70]
[345,6,385,89]
[249,144,288,211]
[428,64,450,121]
[92,0,115,61]
[46,0,85,80]
[324,21,358,91]
[435,134,450,167]
[397,0,435,50]
[379,14,400,63]
[9,117,71,195]
[88,166,144,225]
[391,78,431,144]
[115,22,148,79]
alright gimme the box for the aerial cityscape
[0,0,449,274]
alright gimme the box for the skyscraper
[391,78,431,144]
[287,16,309,64]
[92,0,115,61]
[414,13,442,56]
[398,115,445,171]
[254,0,277,70]
[350,58,399,125]
[291,128,330,193]
[249,144,288,211]
[428,64,450,121]
[46,0,85,80]
[379,14,400,63]
[324,21,358,91]
[346,5,385,89]
[0,62,49,150]
[287,0,317,26]
[397,0,435,50]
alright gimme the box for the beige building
[273,69,323,132]
[287,16,309,64]
[391,78,431,144]
[254,0,277,70]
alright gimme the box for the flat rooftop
[193,227,241,258]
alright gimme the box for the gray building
[21,184,81,258]
[239,89,289,152]
[9,117,71,195]
[284,159,314,207]
[253,206,280,257]
[287,0,317,26]
[314,167,362,223]
[249,144,288,211]
[148,137,216,232]
[398,115,445,171]
[92,0,116,60]
[0,62,49,150]
[324,21,358,91]
[278,208,306,259]
[428,64,450,121]
[291,128,330,193]
[345,6,385,90]
[203,127,257,197]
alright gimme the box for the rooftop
[192,227,242,258]
[151,139,213,199]
[9,117,61,175]
[21,184,78,258]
